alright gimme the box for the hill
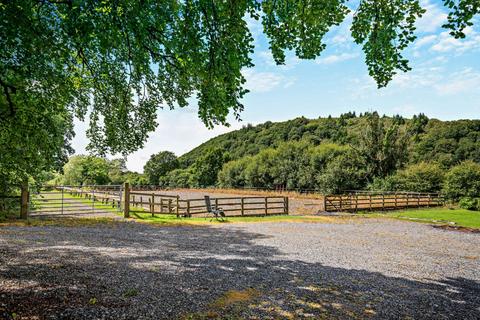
[154,112,480,195]
[179,113,480,168]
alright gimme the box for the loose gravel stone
[0,218,479,319]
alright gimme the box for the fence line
[324,192,444,212]
[177,196,289,217]
[127,192,288,218]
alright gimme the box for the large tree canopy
[0,0,478,186]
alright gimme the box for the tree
[61,155,111,186]
[390,162,445,192]
[163,169,194,188]
[143,152,179,185]
[352,112,408,180]
[443,161,480,200]
[316,150,367,193]
[108,158,128,185]
[191,149,228,187]
[1,0,478,160]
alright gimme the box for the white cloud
[242,69,295,92]
[430,29,480,53]
[316,52,359,64]
[434,68,480,95]
[414,35,437,49]
[416,0,448,33]
[257,51,300,70]
[327,12,354,47]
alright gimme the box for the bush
[392,162,444,192]
[218,157,251,188]
[458,197,480,211]
[443,161,480,200]
[367,175,398,191]
[316,151,367,194]
[162,169,193,188]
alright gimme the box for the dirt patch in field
[433,225,480,234]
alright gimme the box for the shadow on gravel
[0,222,479,319]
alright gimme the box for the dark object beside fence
[204,195,226,221]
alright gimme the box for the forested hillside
[179,112,480,168]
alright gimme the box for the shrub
[367,175,398,191]
[458,197,480,211]
[316,151,367,194]
[443,161,480,200]
[392,162,444,192]
[162,169,193,188]
[218,157,251,188]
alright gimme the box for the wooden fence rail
[324,192,444,212]
[129,191,180,216]
[178,196,289,217]
[127,193,289,218]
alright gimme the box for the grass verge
[360,207,480,229]
[128,212,340,226]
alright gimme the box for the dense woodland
[51,112,480,210]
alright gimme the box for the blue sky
[72,0,480,172]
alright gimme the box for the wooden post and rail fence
[123,183,289,218]
[323,191,444,213]
[4,182,447,219]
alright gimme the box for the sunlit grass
[360,207,480,229]
[127,212,342,225]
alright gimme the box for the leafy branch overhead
[0,0,478,159]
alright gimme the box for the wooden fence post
[186,200,191,217]
[20,181,29,219]
[241,197,245,216]
[264,197,268,216]
[176,196,180,218]
[284,197,289,215]
[123,182,130,218]
[151,194,155,216]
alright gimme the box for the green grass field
[362,207,480,229]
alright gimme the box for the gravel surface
[1,218,479,319]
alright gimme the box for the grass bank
[362,207,480,229]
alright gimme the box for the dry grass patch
[212,288,261,308]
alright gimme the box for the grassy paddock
[361,207,480,229]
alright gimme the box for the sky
[71,0,480,172]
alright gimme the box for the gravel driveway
[1,218,479,319]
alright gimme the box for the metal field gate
[28,185,123,217]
